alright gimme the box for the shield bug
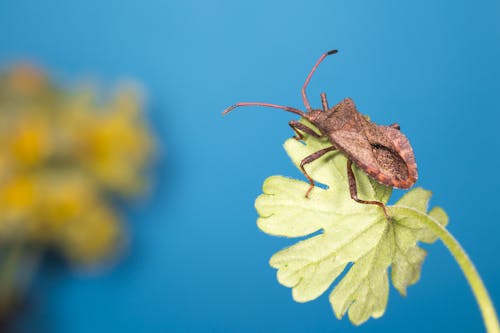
[223,50,417,217]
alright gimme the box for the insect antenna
[222,102,308,118]
[302,49,338,112]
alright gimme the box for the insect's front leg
[300,146,336,198]
[346,160,390,218]
[289,120,322,141]
[320,92,329,111]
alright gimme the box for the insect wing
[375,126,418,188]
[329,129,383,180]
[330,127,417,189]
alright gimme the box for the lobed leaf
[255,120,449,325]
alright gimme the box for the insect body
[223,50,417,217]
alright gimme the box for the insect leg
[302,50,338,112]
[300,146,337,198]
[346,160,390,218]
[289,120,322,140]
[320,92,329,111]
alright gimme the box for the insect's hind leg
[289,120,322,140]
[346,160,390,218]
[300,146,336,198]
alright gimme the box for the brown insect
[223,50,417,217]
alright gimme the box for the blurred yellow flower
[9,113,52,168]
[0,176,36,213]
[0,65,154,264]
[0,175,37,239]
[69,91,153,195]
[57,203,121,264]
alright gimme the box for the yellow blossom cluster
[0,65,154,264]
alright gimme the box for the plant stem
[394,207,500,333]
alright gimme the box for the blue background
[1,0,499,332]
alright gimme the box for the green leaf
[255,120,449,325]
